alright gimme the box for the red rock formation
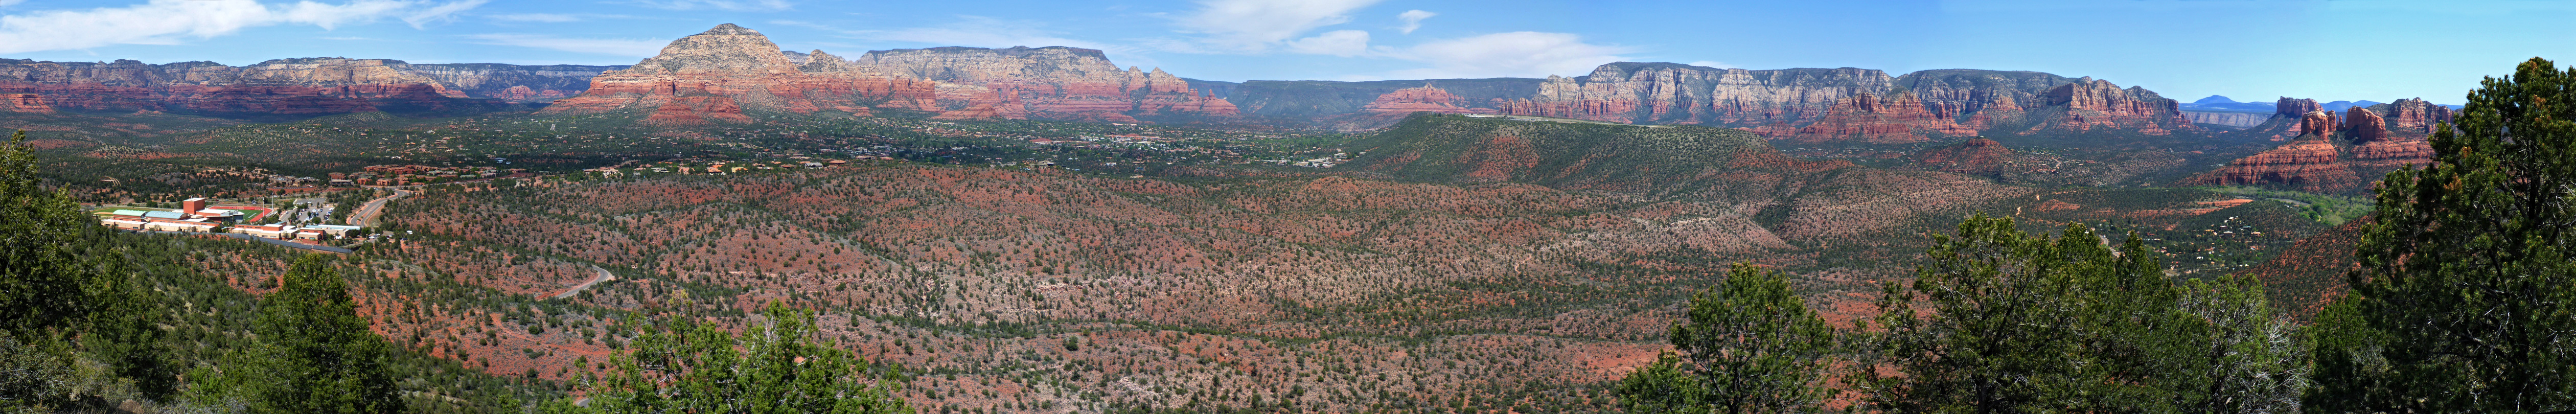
[2385,98,2452,133]
[2184,111,2366,192]
[1360,85,1485,114]
[542,25,943,122]
[1495,63,1891,125]
[0,57,608,117]
[2018,78,2194,135]
[644,96,750,125]
[853,46,1237,121]
[1914,138,2013,175]
[1,93,50,113]
[1764,93,1975,144]
[2344,106,2389,144]
[2276,97,2322,118]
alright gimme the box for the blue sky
[1,0,2569,104]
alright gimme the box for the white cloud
[1396,10,1433,34]
[1384,32,1631,79]
[488,13,578,22]
[1687,60,1734,69]
[0,0,484,54]
[1284,30,1372,57]
[774,17,1116,52]
[1168,0,1380,53]
[466,34,666,57]
[620,0,790,12]
[0,0,26,8]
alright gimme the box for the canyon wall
[542,25,1236,124]
[0,57,618,118]
[2184,111,2270,127]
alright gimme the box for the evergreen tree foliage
[2311,57,2576,413]
[1853,214,2305,414]
[564,301,910,414]
[2176,275,2307,414]
[1618,262,1836,414]
[0,129,133,339]
[239,255,406,414]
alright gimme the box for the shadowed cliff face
[0,57,618,119]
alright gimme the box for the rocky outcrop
[541,24,940,123]
[2384,98,2452,132]
[1894,70,2070,130]
[2184,111,2269,127]
[2276,97,2322,118]
[403,63,619,103]
[2344,106,2389,144]
[2018,78,2193,135]
[544,25,1235,124]
[1760,92,1975,144]
[1494,63,1892,125]
[2183,129,2363,192]
[1914,138,2012,176]
[0,57,616,118]
[854,46,1237,121]
[1,93,50,113]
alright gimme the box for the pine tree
[2310,57,2576,413]
[1853,214,2094,414]
[244,255,404,414]
[1619,262,1836,414]
[0,129,128,337]
[2176,275,2306,414]
[569,301,911,414]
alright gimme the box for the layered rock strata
[2184,111,2269,127]
[543,25,1237,124]
[2183,121,2364,192]
[0,57,616,118]
[856,46,1237,122]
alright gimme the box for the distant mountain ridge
[0,57,619,119]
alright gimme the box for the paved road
[349,188,412,227]
[551,265,616,300]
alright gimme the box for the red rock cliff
[853,46,1238,122]
[0,57,612,117]
[540,24,941,124]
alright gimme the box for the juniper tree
[1620,262,1836,414]
[244,255,405,414]
[565,301,911,414]
[2309,57,2576,414]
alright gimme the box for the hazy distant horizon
[3,0,2569,105]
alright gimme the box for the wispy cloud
[485,12,640,22]
[1164,0,1381,54]
[619,0,790,12]
[775,17,1117,52]
[0,0,485,54]
[466,33,666,57]
[1396,10,1433,34]
[1383,32,1631,79]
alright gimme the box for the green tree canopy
[1620,262,1837,414]
[567,301,910,414]
[241,255,405,414]
[2311,57,2576,413]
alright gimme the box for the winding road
[550,265,616,300]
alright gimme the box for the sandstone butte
[540,24,1237,125]
[1320,64,2196,144]
[2182,98,2446,192]
[0,57,616,118]
[2183,110,2365,192]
